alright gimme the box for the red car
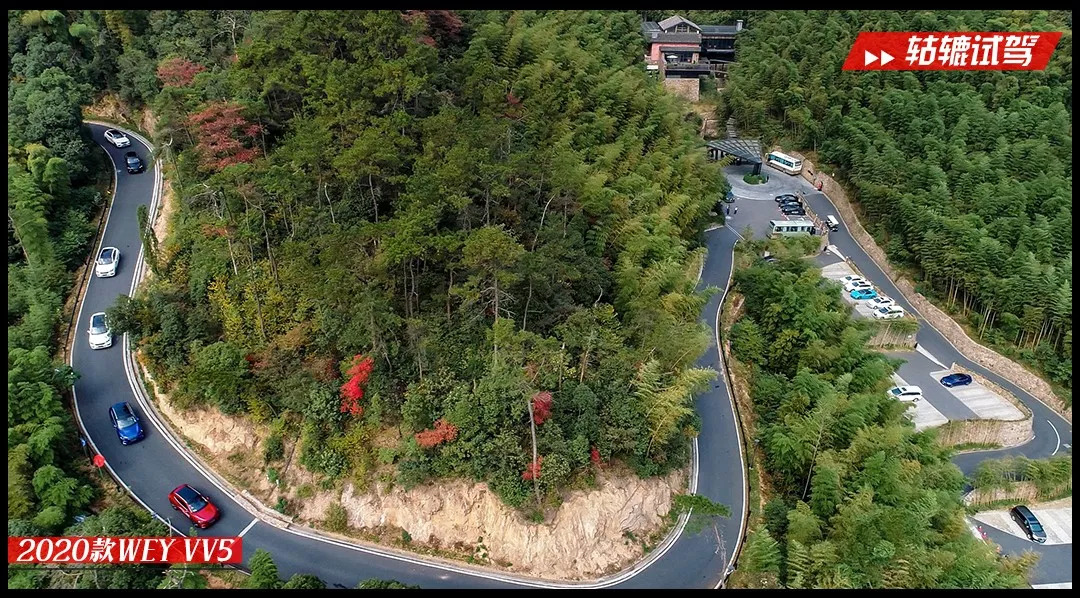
[168,484,220,528]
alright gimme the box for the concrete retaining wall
[790,152,1071,424]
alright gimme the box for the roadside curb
[69,124,717,589]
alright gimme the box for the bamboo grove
[725,244,1034,589]
[721,10,1072,404]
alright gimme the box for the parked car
[774,194,798,203]
[840,275,866,285]
[169,484,220,529]
[124,151,144,174]
[780,203,804,212]
[843,279,873,292]
[779,197,803,207]
[851,288,878,300]
[940,372,973,388]
[871,305,904,319]
[103,129,131,148]
[95,247,120,277]
[722,191,736,203]
[109,401,144,445]
[887,385,922,402]
[1010,505,1047,544]
[868,296,896,309]
[88,312,112,350]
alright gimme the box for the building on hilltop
[642,15,744,101]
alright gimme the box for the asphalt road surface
[71,124,748,588]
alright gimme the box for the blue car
[109,402,144,445]
[940,373,973,388]
[850,288,878,300]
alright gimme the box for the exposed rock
[299,467,686,580]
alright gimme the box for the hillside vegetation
[726,244,1034,589]
[722,10,1072,405]
[99,10,729,509]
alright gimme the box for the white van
[826,215,839,232]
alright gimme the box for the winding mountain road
[72,123,1071,588]
[71,124,747,588]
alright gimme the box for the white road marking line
[1048,420,1061,455]
[238,518,258,538]
[915,343,947,368]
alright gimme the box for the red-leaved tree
[522,456,543,481]
[531,391,553,425]
[340,355,374,417]
[415,418,459,449]
[187,101,263,172]
[590,447,603,466]
[156,57,206,88]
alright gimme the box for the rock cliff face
[299,467,686,580]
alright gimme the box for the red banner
[842,31,1062,71]
[9,537,243,564]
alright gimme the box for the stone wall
[934,417,1033,449]
[791,152,1071,423]
[663,77,699,102]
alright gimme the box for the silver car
[104,129,131,148]
[95,247,120,277]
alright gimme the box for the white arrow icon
[864,50,895,67]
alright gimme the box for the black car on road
[1010,505,1047,543]
[124,151,145,174]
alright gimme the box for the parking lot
[818,259,895,319]
[928,370,1026,421]
[891,373,949,431]
[973,504,1073,546]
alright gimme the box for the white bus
[766,151,803,175]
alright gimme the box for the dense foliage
[722,10,1073,404]
[727,244,1033,588]
[105,10,728,508]
[8,10,115,558]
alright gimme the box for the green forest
[43,9,733,511]
[725,242,1034,588]
[721,10,1073,405]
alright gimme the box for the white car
[872,306,905,320]
[843,279,873,292]
[88,312,112,350]
[95,247,120,277]
[868,296,896,309]
[887,385,922,402]
[103,129,131,148]
[840,274,866,285]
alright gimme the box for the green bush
[263,434,284,462]
[325,503,348,533]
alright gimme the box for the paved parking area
[928,370,1025,421]
[890,372,949,431]
[820,261,880,318]
[973,506,1073,546]
[722,165,819,241]
[889,353,977,420]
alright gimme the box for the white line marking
[88,124,705,589]
[712,233,748,589]
[915,343,947,369]
[1049,420,1061,456]
[238,518,258,538]
[812,188,1072,429]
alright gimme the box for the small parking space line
[928,370,1024,421]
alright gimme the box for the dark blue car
[109,402,144,445]
[940,373,973,388]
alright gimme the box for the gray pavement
[73,122,751,589]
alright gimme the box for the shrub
[325,503,348,533]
